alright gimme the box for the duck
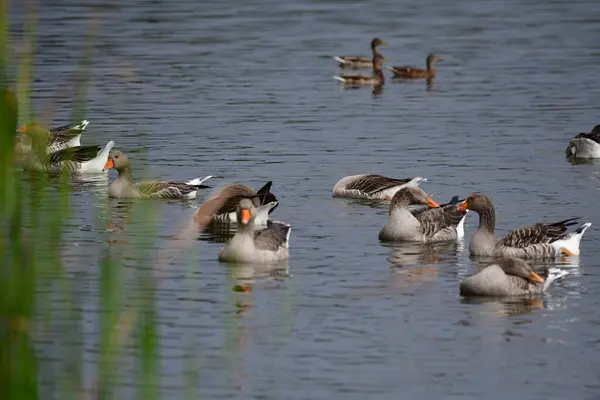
[332,174,426,200]
[22,140,114,175]
[16,120,89,154]
[388,54,441,79]
[379,187,468,242]
[334,53,386,86]
[102,150,212,199]
[334,38,388,69]
[457,194,591,258]
[218,198,290,263]
[565,124,600,159]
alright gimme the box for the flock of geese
[7,50,599,298]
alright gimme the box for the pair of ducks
[333,173,590,296]
[333,37,441,86]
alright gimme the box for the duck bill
[103,159,114,172]
[240,209,251,225]
[16,124,26,133]
[528,271,545,283]
[426,196,440,208]
[456,201,468,211]
[380,41,389,46]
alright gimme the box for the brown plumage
[388,54,441,79]
[334,38,388,69]
[334,53,386,86]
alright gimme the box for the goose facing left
[565,124,600,159]
[16,120,89,154]
[22,140,114,174]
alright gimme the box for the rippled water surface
[9,0,600,398]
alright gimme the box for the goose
[459,257,569,297]
[334,38,388,69]
[16,120,89,154]
[457,194,591,258]
[565,124,600,159]
[379,187,468,242]
[218,198,290,263]
[388,54,441,79]
[334,53,386,86]
[333,174,426,200]
[102,150,211,199]
[22,140,114,174]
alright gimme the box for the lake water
[9,0,600,398]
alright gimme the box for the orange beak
[528,271,545,283]
[16,124,26,133]
[103,159,114,171]
[240,209,251,224]
[426,196,440,208]
[456,201,468,211]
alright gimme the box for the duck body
[103,150,211,199]
[334,38,388,69]
[565,125,600,159]
[388,54,441,79]
[219,199,290,263]
[379,188,467,243]
[333,174,426,200]
[458,194,591,258]
[459,258,545,297]
[22,140,114,174]
[334,53,386,86]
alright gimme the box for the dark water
[9,0,600,398]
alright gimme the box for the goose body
[22,140,114,174]
[379,188,468,243]
[219,199,290,263]
[17,120,89,154]
[103,150,211,199]
[334,38,388,69]
[565,124,600,159]
[334,53,386,86]
[333,174,426,200]
[388,54,441,79]
[458,194,591,258]
[459,258,546,297]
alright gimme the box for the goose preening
[103,150,211,199]
[218,198,290,263]
[388,54,441,79]
[334,53,386,86]
[334,37,388,69]
[459,257,569,297]
[22,140,114,175]
[379,187,468,242]
[16,120,89,154]
[565,124,600,159]
[457,194,591,258]
[333,174,426,200]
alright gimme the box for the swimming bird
[565,124,600,159]
[334,53,386,86]
[457,194,591,258]
[379,187,468,242]
[332,174,426,200]
[334,38,388,69]
[218,198,290,263]
[16,120,89,154]
[388,54,441,79]
[22,141,114,174]
[103,150,211,199]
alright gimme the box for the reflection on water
[461,296,545,318]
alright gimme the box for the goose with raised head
[565,124,600,159]
[333,174,426,200]
[457,194,591,258]
[379,187,468,242]
[219,198,290,263]
[103,150,211,199]
[334,37,388,69]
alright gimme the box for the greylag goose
[460,257,569,297]
[22,140,114,174]
[334,38,388,69]
[17,120,89,154]
[379,187,468,242]
[219,198,290,263]
[388,54,441,79]
[333,174,426,200]
[334,54,387,86]
[457,194,591,258]
[565,124,600,159]
[103,150,211,199]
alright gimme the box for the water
[9,0,600,398]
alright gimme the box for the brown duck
[333,53,386,86]
[334,38,388,69]
[388,54,441,79]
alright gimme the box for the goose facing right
[17,120,89,154]
[218,198,290,263]
[333,174,426,200]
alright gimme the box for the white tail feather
[406,177,427,187]
[254,201,278,225]
[456,211,468,239]
[66,134,81,148]
[333,75,346,83]
[74,120,89,131]
[334,56,347,64]
[81,140,114,173]
[186,175,212,186]
[552,222,592,256]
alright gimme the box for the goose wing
[497,218,579,248]
[46,145,101,163]
[346,174,413,197]
[415,205,467,238]
[134,181,196,198]
[254,221,291,251]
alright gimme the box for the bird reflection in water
[460,296,545,318]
